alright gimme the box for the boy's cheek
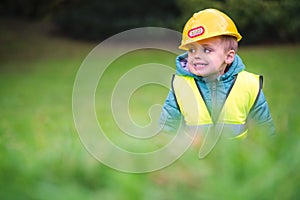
[187,60,193,70]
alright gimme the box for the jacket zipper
[211,81,217,123]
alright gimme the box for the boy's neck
[224,64,231,73]
[203,64,231,82]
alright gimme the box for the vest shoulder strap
[221,71,262,124]
[172,74,212,125]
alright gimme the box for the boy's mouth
[193,63,208,68]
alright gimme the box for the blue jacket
[159,53,275,134]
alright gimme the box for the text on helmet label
[188,26,205,38]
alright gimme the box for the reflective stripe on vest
[172,71,262,138]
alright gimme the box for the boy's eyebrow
[186,44,195,49]
[201,43,214,47]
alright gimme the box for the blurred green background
[1,0,300,199]
[1,0,300,44]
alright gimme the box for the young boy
[159,8,274,139]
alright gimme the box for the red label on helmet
[188,26,205,38]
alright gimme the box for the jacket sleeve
[159,89,183,133]
[247,90,275,135]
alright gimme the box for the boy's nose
[195,47,208,60]
[194,54,202,59]
[195,51,204,59]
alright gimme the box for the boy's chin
[190,69,203,76]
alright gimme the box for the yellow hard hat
[179,8,242,50]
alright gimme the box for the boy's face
[186,36,235,80]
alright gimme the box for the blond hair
[221,35,238,52]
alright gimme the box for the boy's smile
[186,37,235,80]
[192,62,208,69]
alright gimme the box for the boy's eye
[188,48,196,53]
[204,48,212,53]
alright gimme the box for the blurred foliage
[1,0,300,44]
[53,0,180,40]
[0,0,63,18]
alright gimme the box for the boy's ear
[225,50,235,64]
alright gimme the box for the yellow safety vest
[172,71,262,138]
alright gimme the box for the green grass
[1,18,300,199]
